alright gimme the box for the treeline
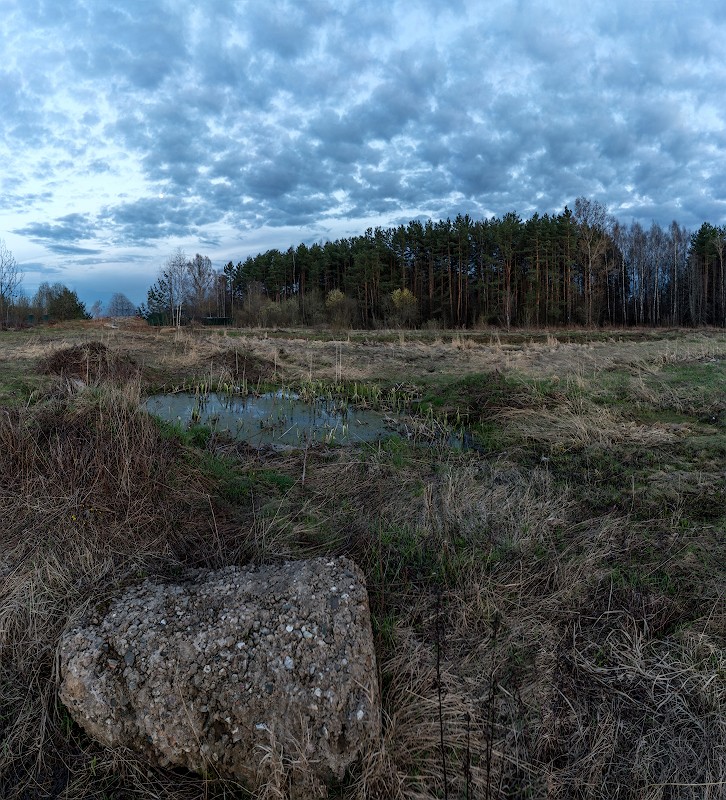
[0,240,97,326]
[1,281,90,326]
[140,198,726,328]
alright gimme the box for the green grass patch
[0,362,51,405]
[199,452,295,504]
[610,564,682,596]
[638,360,726,415]
[681,432,726,460]
[153,417,296,503]
[587,370,634,406]
[659,360,726,387]
[467,420,510,453]
[419,370,565,426]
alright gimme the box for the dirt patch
[39,341,139,383]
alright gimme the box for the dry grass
[0,379,244,798]
[39,340,140,383]
[501,401,686,450]
[1,322,724,388]
[268,442,725,798]
[1,326,725,798]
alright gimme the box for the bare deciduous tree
[574,197,608,326]
[164,248,190,327]
[0,239,22,324]
[107,292,136,317]
[187,254,213,318]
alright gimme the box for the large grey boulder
[59,557,380,796]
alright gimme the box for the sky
[2,0,726,310]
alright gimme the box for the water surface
[144,391,398,447]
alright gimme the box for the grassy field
[1,320,725,799]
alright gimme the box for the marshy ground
[1,321,725,799]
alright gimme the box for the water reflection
[144,391,398,447]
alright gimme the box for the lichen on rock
[59,557,380,796]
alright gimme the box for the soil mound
[40,341,139,382]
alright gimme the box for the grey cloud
[415,138,452,170]
[138,120,207,189]
[353,84,421,142]
[101,195,220,244]
[243,154,305,198]
[197,48,245,90]
[11,215,102,257]
[256,208,317,228]
[0,189,54,212]
[309,111,366,148]
[87,159,112,174]
[45,244,103,255]
[208,153,246,181]
[0,70,25,129]
[4,116,54,150]
[17,0,87,28]
[20,262,66,275]
[245,2,315,60]
[16,213,97,242]
[72,252,150,266]
[356,167,404,199]
[198,234,222,248]
[207,181,243,213]
[5,0,726,297]
[73,2,186,89]
[344,202,399,223]
[599,124,637,160]
[317,140,378,166]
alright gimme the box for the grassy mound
[40,341,139,383]
[0,383,237,798]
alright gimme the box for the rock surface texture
[59,557,380,796]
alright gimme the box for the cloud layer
[2,0,726,304]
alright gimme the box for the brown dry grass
[0,380,247,798]
[2,322,725,389]
[1,323,725,799]
[39,340,140,383]
[500,401,687,450]
[244,441,724,799]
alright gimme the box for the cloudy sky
[2,0,726,309]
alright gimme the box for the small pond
[144,391,401,447]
